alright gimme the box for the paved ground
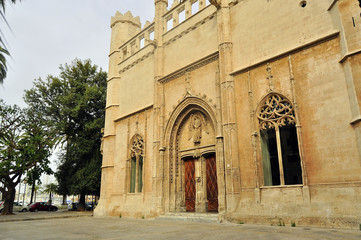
[0,210,92,222]
[1,212,361,240]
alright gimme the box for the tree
[28,184,42,203]
[43,183,57,211]
[0,100,53,215]
[0,0,20,83]
[24,59,107,210]
[27,166,43,204]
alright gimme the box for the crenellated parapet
[111,11,141,28]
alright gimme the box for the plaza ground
[0,212,361,239]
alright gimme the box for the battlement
[111,11,141,28]
[114,0,213,65]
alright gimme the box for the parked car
[29,202,58,212]
[68,202,92,211]
[0,202,28,213]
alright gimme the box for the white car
[0,202,28,213]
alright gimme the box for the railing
[119,21,155,62]
[118,0,211,62]
[164,0,211,32]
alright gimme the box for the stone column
[211,0,241,213]
[152,0,168,215]
[95,11,141,217]
[195,156,207,213]
[328,0,361,162]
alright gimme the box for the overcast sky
[0,0,155,107]
[0,1,156,180]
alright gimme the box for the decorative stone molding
[119,50,155,74]
[130,134,145,157]
[257,93,295,130]
[350,115,361,125]
[230,31,339,76]
[339,48,361,64]
[209,0,221,9]
[159,52,219,84]
[114,104,153,123]
[219,42,233,51]
[165,97,218,140]
[220,80,234,89]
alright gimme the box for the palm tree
[0,0,20,84]
[29,184,42,203]
[43,183,57,210]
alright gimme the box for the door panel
[185,159,196,212]
[206,155,218,212]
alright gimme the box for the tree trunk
[48,192,52,211]
[1,185,16,215]
[62,195,67,205]
[78,192,86,211]
[30,180,36,204]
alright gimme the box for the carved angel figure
[188,113,209,144]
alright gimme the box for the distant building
[95,0,361,228]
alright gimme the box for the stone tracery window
[257,93,302,186]
[129,134,144,193]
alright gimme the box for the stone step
[156,212,219,223]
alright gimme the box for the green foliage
[24,59,107,198]
[0,0,20,84]
[291,221,296,227]
[0,99,53,214]
[43,183,57,195]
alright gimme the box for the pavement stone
[0,210,93,223]
[0,213,361,240]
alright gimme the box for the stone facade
[94,0,361,229]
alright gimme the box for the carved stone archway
[162,97,225,214]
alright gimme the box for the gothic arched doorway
[168,108,218,213]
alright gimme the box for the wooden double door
[184,154,218,212]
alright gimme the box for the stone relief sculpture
[188,113,209,144]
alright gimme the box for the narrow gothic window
[258,94,302,186]
[129,135,144,193]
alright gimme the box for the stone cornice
[231,31,340,76]
[107,76,121,83]
[101,165,114,169]
[103,134,116,139]
[350,115,361,125]
[119,49,155,74]
[158,52,219,84]
[114,104,153,123]
[327,0,338,11]
[105,104,119,110]
[339,48,361,64]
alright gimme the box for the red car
[29,202,58,212]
